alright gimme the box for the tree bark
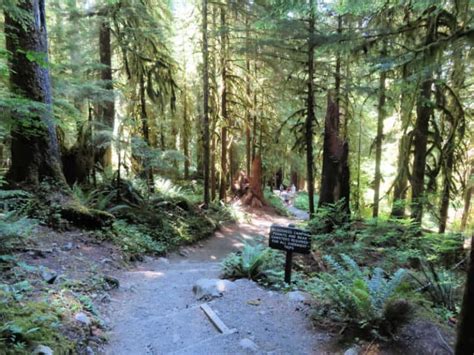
[391,64,412,218]
[245,9,252,177]
[182,81,190,179]
[305,0,316,217]
[210,133,217,201]
[5,0,66,188]
[439,40,464,234]
[242,156,265,208]
[140,73,154,192]
[97,15,115,168]
[410,17,436,223]
[460,160,473,232]
[218,6,228,202]
[201,0,211,205]
[318,94,351,215]
[373,69,386,218]
[455,236,474,355]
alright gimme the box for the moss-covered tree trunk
[201,0,211,206]
[218,5,228,202]
[461,161,473,232]
[305,0,316,217]
[373,68,386,218]
[410,16,436,223]
[5,0,66,188]
[97,15,115,168]
[182,80,190,180]
[139,73,154,192]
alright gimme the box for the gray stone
[287,291,308,302]
[100,294,111,303]
[62,242,74,251]
[85,346,95,355]
[33,345,53,355]
[239,338,259,352]
[192,278,235,300]
[40,267,57,284]
[75,312,91,326]
[344,346,360,355]
[100,258,114,265]
[179,249,190,257]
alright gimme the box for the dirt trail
[102,207,331,355]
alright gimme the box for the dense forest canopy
[0,0,474,353]
[2,0,472,230]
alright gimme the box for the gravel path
[103,207,331,354]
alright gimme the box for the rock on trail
[102,208,331,354]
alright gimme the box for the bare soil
[101,206,334,354]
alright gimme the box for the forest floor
[101,206,334,354]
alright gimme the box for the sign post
[269,224,311,284]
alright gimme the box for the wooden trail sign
[269,224,311,283]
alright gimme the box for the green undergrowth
[0,258,97,353]
[264,190,290,216]
[303,202,467,339]
[220,201,467,342]
[0,178,234,352]
[293,191,319,212]
[0,295,74,354]
[83,179,235,260]
[221,241,306,290]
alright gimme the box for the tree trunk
[439,147,454,233]
[252,58,258,162]
[245,10,252,177]
[211,131,217,201]
[5,0,66,187]
[219,126,228,201]
[410,17,436,223]
[391,134,410,218]
[455,237,474,355]
[318,94,351,215]
[201,0,210,205]
[182,81,190,179]
[305,0,316,217]
[411,78,432,222]
[439,42,464,234]
[97,16,115,168]
[140,73,154,192]
[242,156,265,208]
[373,69,386,218]
[461,162,473,232]
[218,6,228,202]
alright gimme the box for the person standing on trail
[290,184,296,205]
[279,184,284,196]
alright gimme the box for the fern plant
[409,262,461,311]
[307,254,412,339]
[0,212,37,252]
[221,243,283,282]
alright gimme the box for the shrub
[111,220,166,258]
[306,254,412,339]
[418,232,465,266]
[308,199,350,234]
